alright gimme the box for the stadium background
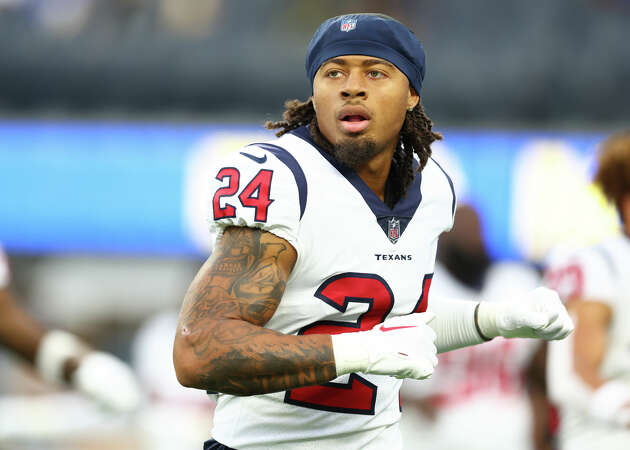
[0,0,628,448]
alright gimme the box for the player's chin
[335,127,372,141]
[341,130,366,139]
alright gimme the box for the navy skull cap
[306,13,426,95]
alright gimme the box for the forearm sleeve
[427,297,485,353]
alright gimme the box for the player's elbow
[173,354,198,388]
[173,352,193,388]
[173,336,207,389]
[173,333,231,392]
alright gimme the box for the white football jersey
[207,126,455,449]
[545,234,630,450]
[0,244,10,290]
[400,262,541,450]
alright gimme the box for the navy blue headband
[306,14,426,95]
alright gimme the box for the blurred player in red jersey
[400,205,552,450]
[173,14,573,450]
[0,244,142,413]
[545,131,630,450]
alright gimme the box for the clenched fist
[477,287,574,340]
[332,313,438,380]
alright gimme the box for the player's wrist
[331,332,369,376]
[475,302,501,339]
[590,381,630,427]
[35,329,89,385]
[427,300,485,352]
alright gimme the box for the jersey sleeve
[0,245,11,289]
[207,145,302,251]
[544,246,616,305]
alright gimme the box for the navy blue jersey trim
[290,126,423,239]
[248,143,307,220]
[284,373,378,415]
[203,439,236,450]
[430,156,456,216]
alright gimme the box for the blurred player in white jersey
[0,244,141,413]
[544,131,630,450]
[173,14,573,450]
[400,205,551,450]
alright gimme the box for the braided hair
[265,98,442,206]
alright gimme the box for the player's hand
[72,351,143,413]
[331,313,438,380]
[477,287,574,340]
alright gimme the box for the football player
[0,244,141,413]
[174,14,573,449]
[545,131,630,450]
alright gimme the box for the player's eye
[368,70,385,79]
[327,70,343,79]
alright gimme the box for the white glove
[72,351,143,413]
[477,287,574,340]
[331,313,438,380]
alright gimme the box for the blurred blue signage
[0,120,612,261]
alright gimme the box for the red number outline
[238,169,274,222]
[409,273,433,313]
[212,167,274,223]
[212,167,240,219]
[284,272,393,415]
[284,272,434,414]
[545,263,584,302]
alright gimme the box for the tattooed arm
[173,226,337,396]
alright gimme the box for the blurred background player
[0,243,141,410]
[544,131,630,450]
[0,241,213,450]
[0,243,142,420]
[400,205,551,450]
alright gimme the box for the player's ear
[407,86,419,111]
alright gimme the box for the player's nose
[341,70,367,99]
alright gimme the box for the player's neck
[355,148,395,202]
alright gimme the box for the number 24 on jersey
[213,167,274,222]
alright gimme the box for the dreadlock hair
[265,98,442,206]
[594,131,630,223]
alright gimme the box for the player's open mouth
[338,106,371,134]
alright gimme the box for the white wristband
[590,381,630,427]
[331,333,369,377]
[35,330,86,385]
[425,298,486,352]
[475,301,501,339]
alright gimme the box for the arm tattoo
[177,227,337,395]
